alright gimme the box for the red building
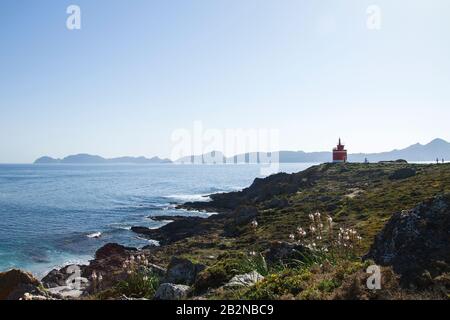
[333,138,347,163]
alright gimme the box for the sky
[1,0,450,163]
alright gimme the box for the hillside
[4,162,450,300]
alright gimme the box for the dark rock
[365,194,450,287]
[164,257,206,285]
[180,168,313,212]
[132,216,222,245]
[389,168,416,180]
[0,269,44,300]
[41,266,74,289]
[95,243,137,260]
[148,215,197,222]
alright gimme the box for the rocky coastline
[1,163,449,300]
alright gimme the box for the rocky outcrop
[0,269,46,300]
[148,215,198,222]
[366,194,450,287]
[164,257,205,285]
[132,215,225,245]
[154,283,191,300]
[41,265,86,289]
[95,243,138,260]
[181,170,310,212]
[42,243,166,297]
[224,271,264,289]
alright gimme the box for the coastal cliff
[2,162,450,300]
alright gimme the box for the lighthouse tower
[333,138,347,163]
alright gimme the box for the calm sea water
[0,163,314,278]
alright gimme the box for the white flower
[91,271,98,280]
[23,293,32,301]
[308,214,314,221]
[98,274,103,282]
[289,234,295,240]
[251,220,258,228]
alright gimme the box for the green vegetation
[92,163,450,300]
[114,271,160,299]
[194,252,268,294]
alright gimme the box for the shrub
[114,271,159,299]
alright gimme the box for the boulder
[154,283,191,300]
[0,269,44,300]
[95,243,137,260]
[365,194,450,287]
[224,271,264,289]
[164,257,205,285]
[41,265,81,289]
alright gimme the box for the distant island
[34,154,172,164]
[34,138,450,164]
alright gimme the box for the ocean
[0,163,314,278]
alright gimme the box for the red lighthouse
[333,138,347,163]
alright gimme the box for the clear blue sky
[1,0,449,163]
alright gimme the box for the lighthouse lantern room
[333,138,347,163]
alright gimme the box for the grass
[113,271,160,299]
[121,162,450,300]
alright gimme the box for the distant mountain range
[34,154,171,164]
[175,138,450,164]
[34,138,450,164]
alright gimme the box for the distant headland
[34,154,172,164]
[34,138,450,164]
